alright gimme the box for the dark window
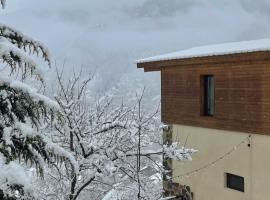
[226,173,244,192]
[201,75,215,116]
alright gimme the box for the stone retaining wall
[163,125,193,200]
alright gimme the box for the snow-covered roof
[137,38,270,63]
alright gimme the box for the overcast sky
[1,0,270,97]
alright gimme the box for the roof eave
[137,51,270,72]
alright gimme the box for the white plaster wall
[172,124,270,200]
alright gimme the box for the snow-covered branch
[0,76,59,110]
[0,0,6,9]
[163,143,197,161]
[0,24,50,65]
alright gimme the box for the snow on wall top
[137,38,270,63]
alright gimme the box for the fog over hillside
[1,0,270,98]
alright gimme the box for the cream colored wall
[172,124,270,200]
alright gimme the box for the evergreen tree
[0,1,78,199]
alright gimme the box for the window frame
[200,74,215,117]
[225,173,245,192]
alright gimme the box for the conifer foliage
[0,1,77,199]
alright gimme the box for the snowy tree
[0,2,78,199]
[33,69,196,200]
[0,2,196,200]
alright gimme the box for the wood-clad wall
[161,53,270,135]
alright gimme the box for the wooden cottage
[137,39,270,200]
